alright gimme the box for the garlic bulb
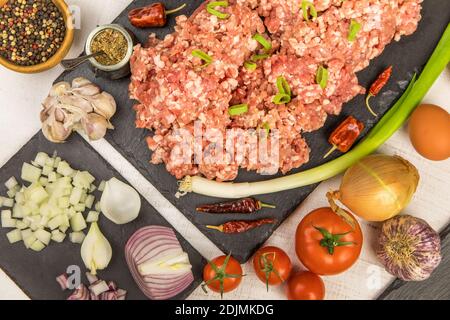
[40,77,117,143]
[81,222,113,275]
[100,178,141,225]
[377,215,441,281]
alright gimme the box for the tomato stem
[202,253,243,298]
[314,226,356,255]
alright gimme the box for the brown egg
[408,104,450,161]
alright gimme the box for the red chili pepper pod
[323,116,365,159]
[365,66,393,117]
[128,3,186,28]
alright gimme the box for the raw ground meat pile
[129,0,423,181]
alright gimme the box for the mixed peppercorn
[0,0,66,66]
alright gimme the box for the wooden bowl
[0,0,74,74]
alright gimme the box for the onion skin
[377,215,441,281]
[335,155,419,222]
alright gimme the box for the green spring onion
[348,20,362,42]
[191,49,213,67]
[252,34,272,52]
[302,1,317,21]
[276,76,291,96]
[273,93,291,104]
[228,104,249,116]
[206,1,230,20]
[251,53,270,61]
[177,24,450,199]
[244,61,257,71]
[316,66,329,89]
[273,76,292,104]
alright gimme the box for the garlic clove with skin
[71,83,101,96]
[88,92,117,120]
[82,113,109,141]
[42,120,71,143]
[57,95,94,114]
[81,222,112,275]
[72,77,92,88]
[49,82,71,97]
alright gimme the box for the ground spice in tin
[0,0,66,66]
[90,28,128,66]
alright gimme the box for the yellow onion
[330,154,419,222]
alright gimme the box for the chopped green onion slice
[252,34,272,52]
[273,93,291,105]
[228,104,249,116]
[244,61,257,71]
[263,122,271,137]
[206,1,230,19]
[302,1,317,21]
[276,76,291,96]
[348,20,361,42]
[191,49,213,67]
[316,66,329,89]
[251,53,269,61]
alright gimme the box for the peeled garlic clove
[81,222,112,275]
[71,83,101,96]
[49,82,71,97]
[58,95,94,113]
[72,77,92,88]
[88,92,117,120]
[82,113,109,141]
[100,177,141,225]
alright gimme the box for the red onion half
[125,226,194,300]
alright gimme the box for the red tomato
[253,246,292,289]
[295,207,363,275]
[202,254,243,296]
[286,271,325,300]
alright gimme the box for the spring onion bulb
[177,24,450,199]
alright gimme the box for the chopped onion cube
[45,157,55,168]
[53,157,61,168]
[48,171,58,182]
[86,272,98,284]
[23,235,37,249]
[86,211,99,223]
[58,196,70,209]
[51,230,66,243]
[85,195,95,209]
[69,187,83,205]
[42,165,54,177]
[5,177,18,190]
[34,228,51,245]
[0,196,4,207]
[15,192,25,204]
[48,215,64,230]
[12,204,24,218]
[89,184,96,193]
[30,240,46,252]
[21,163,42,183]
[73,171,95,190]
[21,228,32,239]
[1,209,12,220]
[6,229,22,244]
[98,181,106,192]
[7,187,19,198]
[74,203,85,212]
[2,198,14,207]
[70,212,87,232]
[69,231,85,244]
[1,210,16,227]
[34,152,49,167]
[56,161,74,177]
[59,225,69,233]
[94,202,101,212]
[89,280,109,296]
[15,220,29,230]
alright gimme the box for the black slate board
[378,224,450,300]
[0,132,205,300]
[55,0,450,263]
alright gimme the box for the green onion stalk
[178,24,450,199]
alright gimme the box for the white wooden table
[0,0,449,300]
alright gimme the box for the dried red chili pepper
[323,116,365,159]
[196,198,276,214]
[128,3,186,28]
[206,218,276,234]
[365,66,393,117]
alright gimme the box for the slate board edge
[0,131,206,300]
